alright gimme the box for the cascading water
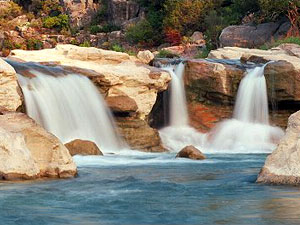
[9,61,124,153]
[159,62,205,152]
[207,64,284,152]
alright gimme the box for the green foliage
[257,0,294,21]
[155,49,179,58]
[110,43,125,52]
[90,25,101,34]
[0,2,23,19]
[43,14,69,30]
[125,19,155,44]
[99,23,120,33]
[26,38,43,50]
[259,36,300,50]
[79,41,91,47]
[195,48,211,59]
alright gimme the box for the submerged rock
[176,146,206,160]
[0,58,23,111]
[0,113,77,180]
[257,111,300,185]
[65,139,103,156]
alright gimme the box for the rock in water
[0,113,77,180]
[176,146,206,160]
[257,111,300,185]
[65,139,103,156]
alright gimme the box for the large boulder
[65,139,103,156]
[219,22,290,48]
[137,50,154,64]
[0,113,77,180]
[184,59,244,104]
[257,111,300,185]
[176,145,206,160]
[0,58,23,111]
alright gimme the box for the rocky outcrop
[10,45,170,152]
[185,59,244,105]
[107,0,141,27]
[62,0,100,28]
[137,50,154,64]
[116,117,167,152]
[0,113,77,180]
[257,111,300,185]
[176,145,206,160]
[65,139,103,156]
[0,58,23,111]
[219,22,290,48]
[11,45,171,119]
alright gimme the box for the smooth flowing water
[208,65,284,152]
[12,62,124,153]
[159,63,205,152]
[1,153,300,225]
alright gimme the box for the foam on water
[17,69,124,153]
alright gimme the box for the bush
[79,41,91,47]
[155,49,179,58]
[259,36,300,50]
[90,25,101,34]
[99,23,120,33]
[0,2,23,20]
[125,19,155,44]
[26,39,43,50]
[43,14,69,30]
[110,43,125,52]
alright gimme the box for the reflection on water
[0,153,300,225]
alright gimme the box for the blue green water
[1,153,300,225]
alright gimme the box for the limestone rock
[257,111,300,185]
[137,50,154,64]
[0,58,23,111]
[11,45,171,119]
[106,95,138,113]
[0,113,77,180]
[190,31,205,45]
[116,117,167,152]
[65,139,103,156]
[219,22,290,48]
[176,145,206,160]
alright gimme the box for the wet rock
[0,58,23,111]
[137,50,154,64]
[257,111,300,185]
[176,145,206,160]
[65,139,103,156]
[0,113,77,180]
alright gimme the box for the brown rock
[257,111,300,185]
[176,145,206,160]
[65,139,103,156]
[190,31,205,45]
[116,117,167,152]
[106,95,138,113]
[0,113,77,180]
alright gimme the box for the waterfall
[159,62,205,152]
[207,64,284,152]
[11,61,124,153]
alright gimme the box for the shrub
[90,25,101,34]
[0,2,23,20]
[26,39,43,50]
[164,27,182,45]
[43,14,69,30]
[79,41,91,47]
[110,43,125,52]
[99,23,120,33]
[259,36,300,50]
[125,19,155,44]
[155,49,179,58]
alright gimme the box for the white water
[159,63,206,152]
[17,70,124,153]
[160,62,284,154]
[207,65,284,152]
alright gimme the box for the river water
[1,152,300,225]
